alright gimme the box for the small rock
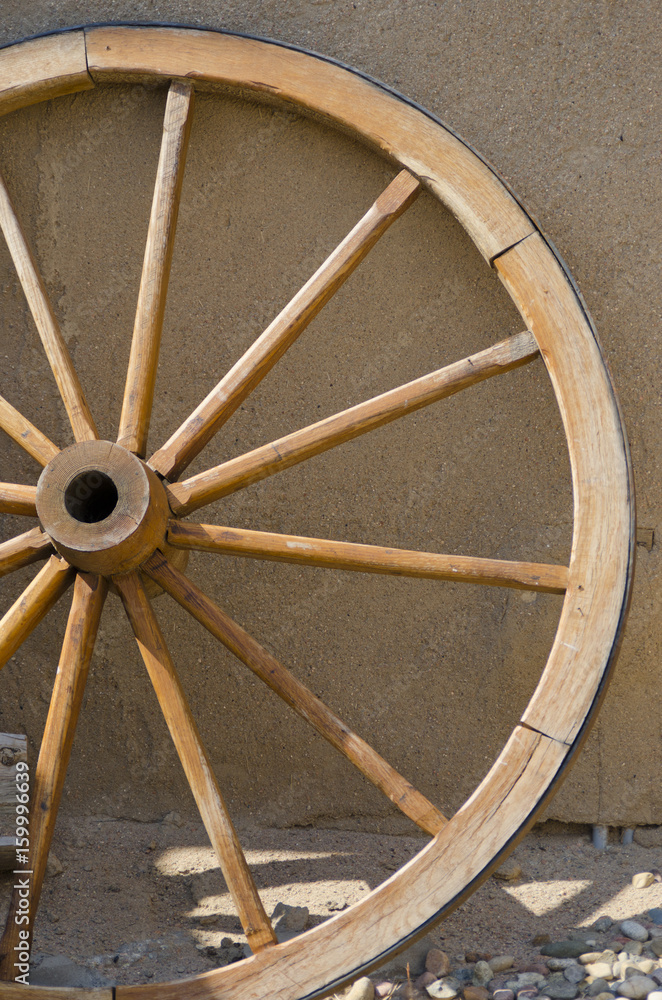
[620,921,649,943]
[426,980,460,999]
[647,994,662,1000]
[653,972,662,987]
[379,936,436,978]
[271,902,310,933]
[376,984,396,998]
[636,962,656,976]
[427,950,452,978]
[587,980,611,996]
[516,990,538,1000]
[585,964,614,981]
[506,974,545,990]
[521,965,549,976]
[632,873,656,889]
[548,960,579,972]
[473,962,493,987]
[592,994,614,1000]
[455,970,473,983]
[580,953,604,965]
[463,987,488,1000]
[493,863,523,882]
[616,975,658,999]
[197,914,219,926]
[594,918,614,933]
[346,978,376,1000]
[622,943,644,957]
[563,965,586,984]
[544,979,578,1000]
[533,935,552,947]
[162,810,184,827]
[417,974,439,990]
[649,939,662,958]
[493,991,515,1000]
[490,957,515,974]
[648,909,662,926]
[542,943,588,959]
[46,853,64,877]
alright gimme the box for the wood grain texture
[167,522,569,594]
[167,330,539,516]
[495,234,633,745]
[0,986,110,1000]
[0,31,93,117]
[0,395,60,467]
[143,551,447,836]
[0,527,53,579]
[0,171,98,443]
[115,727,568,1000]
[149,170,421,480]
[0,733,27,859]
[85,26,535,262]
[0,573,106,979]
[117,80,194,457]
[0,556,73,671]
[114,571,277,952]
[0,484,38,518]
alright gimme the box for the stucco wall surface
[0,1,659,830]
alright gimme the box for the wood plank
[0,573,106,978]
[167,330,539,516]
[114,570,277,952]
[495,234,633,745]
[0,31,94,117]
[167,522,569,594]
[0,394,60,467]
[115,727,567,1000]
[0,984,111,1000]
[117,80,194,457]
[0,556,74,671]
[0,171,98,443]
[0,733,28,865]
[85,26,535,262]
[143,551,447,836]
[0,483,38,518]
[0,527,52,578]
[149,170,421,480]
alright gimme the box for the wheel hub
[36,440,171,575]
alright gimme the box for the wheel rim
[0,24,634,1000]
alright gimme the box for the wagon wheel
[0,24,634,1000]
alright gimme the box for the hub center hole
[64,470,119,524]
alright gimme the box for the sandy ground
[1,818,661,991]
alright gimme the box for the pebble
[624,943,645,957]
[543,943,592,959]
[493,991,515,1000]
[545,978,579,999]
[593,994,614,1000]
[586,981,611,996]
[564,965,587,984]
[463,987,488,1000]
[376,983,395,998]
[620,922,649,943]
[632,874,656,889]
[416,974,438,990]
[582,952,617,966]
[594,919,614,933]
[427,950,451,978]
[346,978,375,1000]
[489,957,515,974]
[534,935,553,947]
[650,941,662,959]
[426,980,460,999]
[506,974,546,989]
[615,976,658,999]
[271,902,310,933]
[493,863,523,882]
[648,994,662,1000]
[649,911,662,927]
[550,960,582,971]
[473,962,493,987]
[654,972,662,986]
[585,963,614,980]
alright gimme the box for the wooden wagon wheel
[0,24,634,1000]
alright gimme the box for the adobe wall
[0,1,659,831]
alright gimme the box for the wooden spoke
[114,570,277,952]
[0,395,60,466]
[142,551,448,836]
[167,330,539,516]
[0,556,74,670]
[117,80,194,457]
[0,526,53,578]
[149,170,421,481]
[167,522,569,594]
[0,171,98,443]
[0,483,38,517]
[0,572,106,977]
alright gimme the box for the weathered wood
[0,733,28,868]
[0,31,94,117]
[143,551,447,836]
[0,573,106,977]
[149,170,421,480]
[167,522,569,594]
[0,527,53,578]
[117,81,194,457]
[495,233,633,745]
[114,570,277,952]
[85,26,536,263]
[0,484,38,518]
[0,987,111,1000]
[0,171,98,443]
[0,556,74,671]
[0,395,60,467]
[167,330,539,516]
